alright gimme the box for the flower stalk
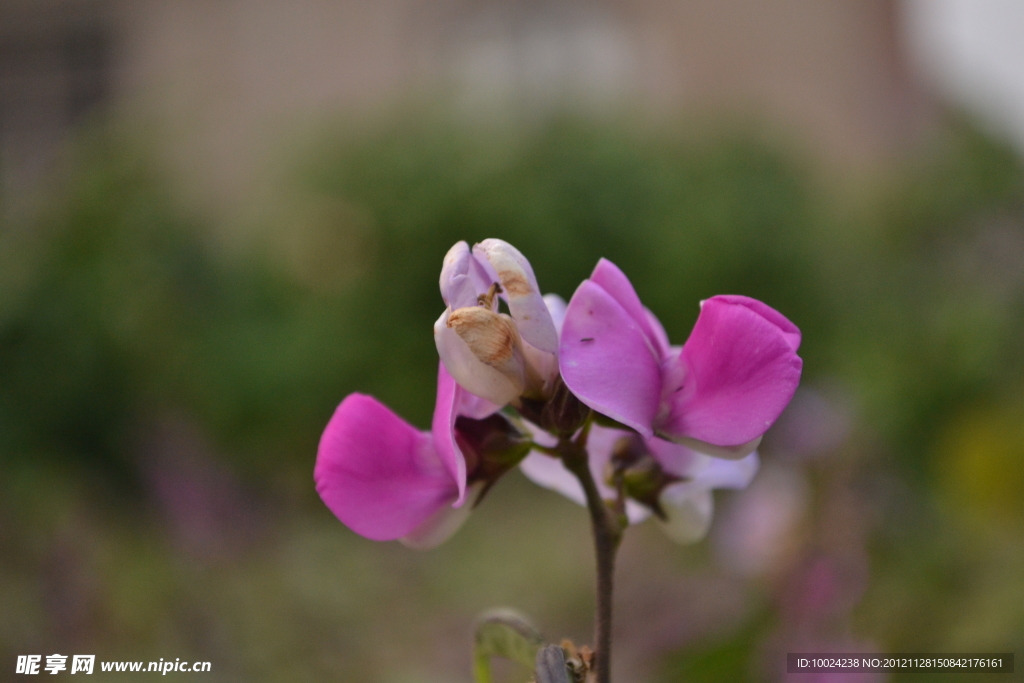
[559,418,624,683]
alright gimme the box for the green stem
[560,430,622,683]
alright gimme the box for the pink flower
[559,258,802,459]
[316,242,801,549]
[314,362,499,549]
[519,279,765,543]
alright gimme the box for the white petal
[400,483,482,550]
[435,309,522,406]
[474,239,558,353]
[520,452,587,507]
[668,434,763,460]
[690,452,760,490]
[519,426,652,525]
[657,484,714,544]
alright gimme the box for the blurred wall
[3,0,930,210]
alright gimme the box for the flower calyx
[456,412,533,505]
[607,434,683,521]
[518,376,591,438]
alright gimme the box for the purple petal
[315,394,458,541]
[589,259,667,357]
[474,239,559,353]
[560,280,662,437]
[661,296,802,447]
[707,295,801,351]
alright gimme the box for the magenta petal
[431,363,469,505]
[590,258,666,356]
[707,295,801,351]
[315,394,458,541]
[663,297,803,447]
[560,279,662,437]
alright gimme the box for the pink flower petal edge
[559,279,661,437]
[315,394,459,541]
[664,295,803,447]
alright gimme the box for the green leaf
[472,609,544,683]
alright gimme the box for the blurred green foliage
[1,115,1023,681]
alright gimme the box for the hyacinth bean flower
[434,239,560,408]
[520,286,762,543]
[559,258,802,460]
[521,426,759,543]
[314,362,513,550]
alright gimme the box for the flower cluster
[315,239,802,548]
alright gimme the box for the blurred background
[1,0,1023,681]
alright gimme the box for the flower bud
[473,239,558,353]
[447,307,527,391]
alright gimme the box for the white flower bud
[435,308,525,407]
[447,307,527,387]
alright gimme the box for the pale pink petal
[543,293,568,334]
[559,280,662,438]
[457,388,502,421]
[661,296,802,447]
[315,394,458,541]
[440,241,495,309]
[474,239,558,353]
